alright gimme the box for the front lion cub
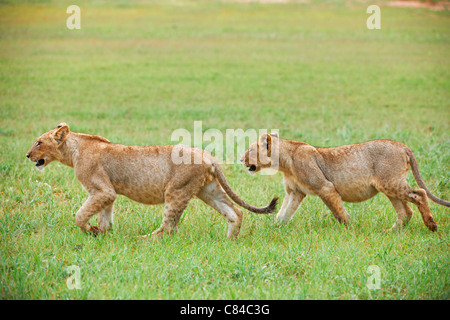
[26,123,278,239]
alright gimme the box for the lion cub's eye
[36,141,42,147]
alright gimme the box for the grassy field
[0,0,449,300]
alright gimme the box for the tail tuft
[266,197,279,213]
[407,149,450,208]
[213,161,280,214]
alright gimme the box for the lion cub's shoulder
[77,133,111,144]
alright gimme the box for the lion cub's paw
[427,219,438,232]
[88,225,101,236]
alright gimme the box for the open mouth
[36,159,45,167]
[34,158,46,171]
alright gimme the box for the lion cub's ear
[269,132,279,138]
[56,122,68,129]
[53,123,70,143]
[260,134,272,156]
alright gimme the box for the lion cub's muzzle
[26,153,46,170]
[244,163,258,175]
[240,154,259,175]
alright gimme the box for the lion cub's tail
[212,162,278,214]
[406,149,450,207]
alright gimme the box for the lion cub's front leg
[276,188,306,223]
[75,191,116,235]
[317,182,350,225]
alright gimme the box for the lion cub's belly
[291,178,378,203]
[117,186,165,205]
[323,160,379,203]
[334,181,379,203]
[108,167,167,205]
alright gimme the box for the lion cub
[26,123,277,239]
[241,133,449,232]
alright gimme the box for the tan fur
[242,134,449,232]
[26,123,277,239]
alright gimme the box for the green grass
[0,0,449,299]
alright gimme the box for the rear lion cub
[241,133,449,232]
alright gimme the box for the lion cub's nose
[26,154,30,158]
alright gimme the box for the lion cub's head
[26,123,70,171]
[240,133,279,175]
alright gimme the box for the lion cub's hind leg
[196,179,243,239]
[150,192,194,239]
[375,179,437,232]
[386,197,414,232]
[149,177,205,240]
